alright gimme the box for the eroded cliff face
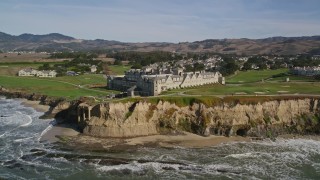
[78,98,320,138]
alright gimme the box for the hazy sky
[1,0,320,42]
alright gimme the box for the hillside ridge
[1,32,320,55]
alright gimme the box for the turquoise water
[1,98,320,179]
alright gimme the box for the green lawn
[185,82,320,95]
[267,75,316,82]
[55,74,107,86]
[226,69,289,83]
[161,82,320,96]
[0,62,120,99]
[2,63,320,99]
[0,75,116,99]
[108,65,130,75]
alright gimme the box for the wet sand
[38,125,320,151]
[56,132,252,152]
[20,99,50,112]
[40,124,80,143]
[126,132,251,148]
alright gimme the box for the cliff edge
[75,97,320,138]
[2,87,319,139]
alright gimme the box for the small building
[66,71,78,76]
[18,68,38,77]
[37,70,57,78]
[90,65,97,73]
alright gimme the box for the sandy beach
[20,99,50,112]
[126,132,251,148]
[57,131,252,152]
[40,124,80,143]
[19,99,80,143]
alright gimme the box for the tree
[131,64,142,69]
[219,60,239,76]
[113,59,122,65]
[292,55,318,67]
[55,68,66,77]
[39,63,51,70]
[193,62,205,71]
[258,63,268,70]
[224,62,239,75]
[314,74,320,80]
[185,64,193,72]
[242,62,252,71]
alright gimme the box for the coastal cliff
[2,87,320,138]
[77,97,320,138]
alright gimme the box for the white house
[36,70,57,78]
[90,65,97,73]
[18,68,38,76]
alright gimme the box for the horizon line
[1,31,320,44]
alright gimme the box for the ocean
[1,97,320,179]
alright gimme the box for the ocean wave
[20,159,64,171]
[14,136,35,143]
[38,120,57,142]
[95,159,243,177]
[226,152,258,158]
[0,132,7,138]
[20,114,33,127]
[0,112,35,138]
[0,173,28,180]
[96,160,181,174]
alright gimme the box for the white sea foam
[155,154,178,162]
[20,114,33,127]
[226,152,257,158]
[14,136,34,143]
[0,132,6,138]
[0,112,35,138]
[0,114,26,126]
[22,160,64,171]
[38,120,56,141]
[0,173,27,180]
[96,160,244,177]
[96,161,181,174]
[204,164,238,173]
[51,157,69,163]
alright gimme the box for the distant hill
[17,33,75,42]
[0,32,320,55]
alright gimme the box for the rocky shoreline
[2,86,320,150]
[77,96,320,139]
[0,87,66,108]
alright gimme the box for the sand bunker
[277,91,289,93]
[235,92,247,95]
